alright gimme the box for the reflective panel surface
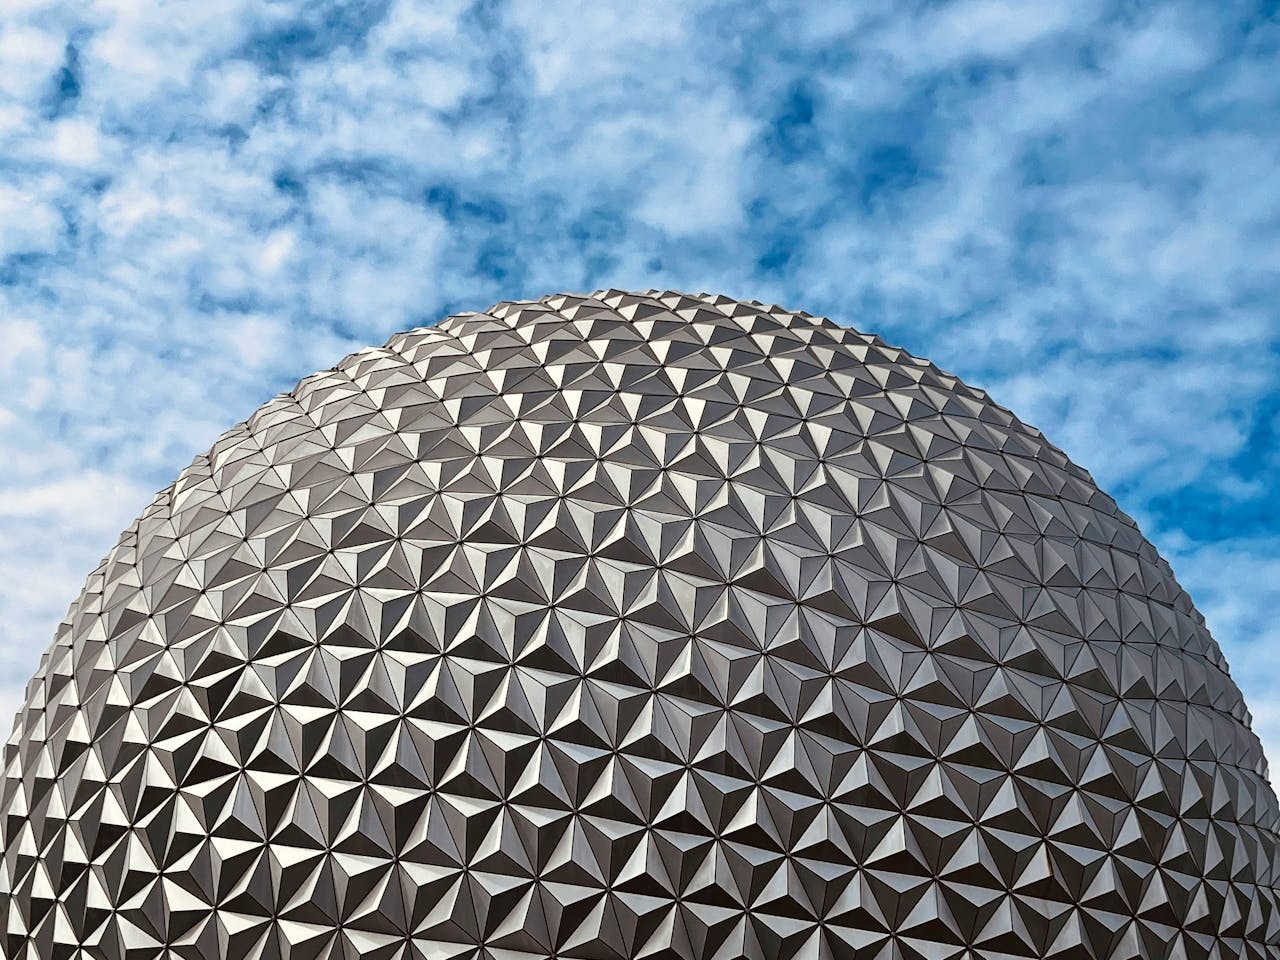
[2,291,1277,959]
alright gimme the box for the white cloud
[990,352,1258,495]
[508,0,688,95]
[877,0,1101,69]
[635,98,757,235]
[0,469,153,698]
[46,117,103,166]
[259,227,297,273]
[0,685,27,737]
[0,318,45,362]
[1105,5,1219,85]
[0,470,148,524]
[198,58,280,126]
[0,183,63,257]
[82,0,262,103]
[0,23,65,101]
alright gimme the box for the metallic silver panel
[2,290,1276,959]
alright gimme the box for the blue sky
[1,0,1278,758]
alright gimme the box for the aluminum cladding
[1,290,1276,960]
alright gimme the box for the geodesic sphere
[1,290,1277,960]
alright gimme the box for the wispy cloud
[1,0,1278,760]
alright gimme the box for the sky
[0,0,1278,763]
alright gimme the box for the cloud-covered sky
[1,0,1278,759]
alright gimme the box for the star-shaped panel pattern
[1,290,1277,960]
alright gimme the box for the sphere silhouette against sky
[1,290,1276,960]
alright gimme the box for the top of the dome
[1,289,1275,960]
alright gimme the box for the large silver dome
[2,290,1276,960]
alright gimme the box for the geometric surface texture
[2,290,1277,960]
